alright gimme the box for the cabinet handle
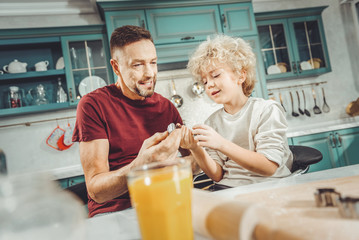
[181,36,195,41]
[141,20,145,29]
[297,61,302,73]
[222,14,227,28]
[69,88,73,102]
[292,61,297,74]
[335,132,342,147]
[329,133,336,148]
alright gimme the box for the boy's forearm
[189,146,223,182]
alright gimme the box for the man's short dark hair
[110,25,153,58]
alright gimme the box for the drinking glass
[127,159,193,240]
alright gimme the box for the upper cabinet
[0,26,113,117]
[146,6,222,45]
[255,6,331,81]
[220,2,256,37]
[61,34,112,105]
[99,1,258,64]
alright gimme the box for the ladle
[322,88,330,113]
[312,88,322,114]
[191,81,205,97]
[302,90,311,117]
[289,92,299,117]
[296,90,304,115]
[170,80,183,108]
[279,92,286,112]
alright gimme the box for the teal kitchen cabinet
[146,5,222,45]
[99,1,258,64]
[58,175,85,189]
[220,2,257,37]
[291,127,359,173]
[0,36,69,117]
[256,6,331,81]
[0,25,113,117]
[104,10,146,42]
[61,34,113,105]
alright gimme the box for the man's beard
[135,79,156,98]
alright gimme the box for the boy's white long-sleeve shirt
[205,97,293,187]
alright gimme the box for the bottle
[34,84,49,105]
[56,78,67,103]
[8,86,22,108]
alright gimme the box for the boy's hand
[192,124,225,150]
[179,125,198,150]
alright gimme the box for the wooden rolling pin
[192,175,359,240]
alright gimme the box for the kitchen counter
[82,164,359,240]
[287,115,359,138]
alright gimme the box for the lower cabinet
[58,175,85,189]
[291,127,359,173]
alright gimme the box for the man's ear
[110,59,121,76]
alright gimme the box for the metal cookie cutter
[167,123,181,134]
[337,197,359,219]
[314,188,341,207]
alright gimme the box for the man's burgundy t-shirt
[72,84,183,217]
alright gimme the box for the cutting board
[234,175,359,240]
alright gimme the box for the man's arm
[80,129,182,203]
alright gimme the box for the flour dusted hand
[192,124,225,150]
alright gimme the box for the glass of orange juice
[127,159,193,240]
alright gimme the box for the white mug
[35,61,49,71]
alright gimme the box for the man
[72,25,186,217]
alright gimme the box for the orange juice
[128,160,193,240]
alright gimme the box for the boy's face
[201,61,245,104]
[112,39,158,99]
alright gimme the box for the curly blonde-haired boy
[181,35,293,189]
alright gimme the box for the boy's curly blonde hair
[187,35,257,96]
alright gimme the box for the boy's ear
[237,70,247,85]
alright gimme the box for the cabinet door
[292,132,338,172]
[146,5,222,45]
[104,10,146,43]
[68,175,85,187]
[257,19,296,80]
[288,16,331,76]
[61,34,113,105]
[219,2,257,37]
[335,127,359,166]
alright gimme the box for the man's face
[114,39,158,99]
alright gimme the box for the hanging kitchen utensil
[170,79,183,108]
[312,88,322,114]
[322,88,330,113]
[302,90,311,117]
[279,92,286,112]
[63,122,74,147]
[296,91,304,115]
[46,124,65,151]
[191,81,205,97]
[289,92,299,117]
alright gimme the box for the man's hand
[135,128,182,166]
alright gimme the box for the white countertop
[82,164,359,240]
